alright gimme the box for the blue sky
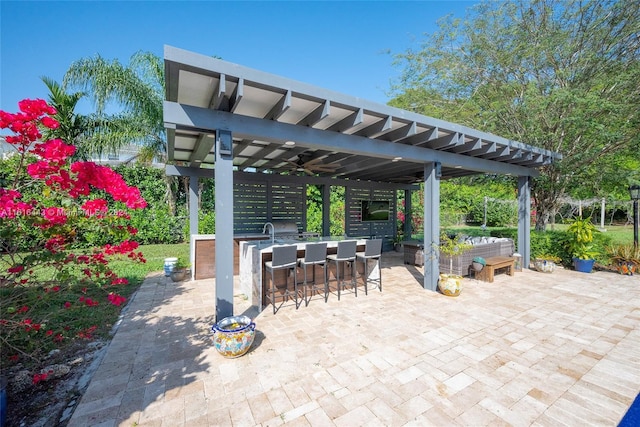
[1,1,476,115]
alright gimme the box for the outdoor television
[361,200,390,222]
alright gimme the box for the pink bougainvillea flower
[40,207,68,228]
[31,138,75,163]
[81,198,108,217]
[107,293,127,306]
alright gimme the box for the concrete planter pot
[170,269,188,282]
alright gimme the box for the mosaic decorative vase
[533,259,556,273]
[211,315,256,358]
[438,274,463,297]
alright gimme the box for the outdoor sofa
[404,236,515,276]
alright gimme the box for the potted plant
[438,233,473,296]
[393,233,404,252]
[605,244,640,275]
[170,257,190,282]
[532,254,561,273]
[564,216,599,273]
[471,256,486,273]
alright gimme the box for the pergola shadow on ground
[68,252,640,426]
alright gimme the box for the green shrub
[130,207,185,244]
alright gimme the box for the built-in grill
[265,221,319,240]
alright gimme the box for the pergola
[163,45,561,320]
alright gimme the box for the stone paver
[68,252,640,426]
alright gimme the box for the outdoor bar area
[162,45,561,321]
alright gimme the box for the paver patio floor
[68,252,640,426]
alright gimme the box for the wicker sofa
[439,236,515,276]
[403,236,515,275]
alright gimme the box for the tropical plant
[565,216,600,260]
[173,256,190,270]
[63,52,165,159]
[62,52,179,211]
[605,244,640,265]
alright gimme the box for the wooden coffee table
[476,256,515,282]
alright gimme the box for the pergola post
[404,189,412,239]
[322,184,331,237]
[215,130,234,322]
[423,162,440,291]
[517,176,531,269]
[189,176,199,280]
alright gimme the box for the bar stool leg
[271,269,276,315]
[336,260,341,301]
[363,259,369,295]
[351,260,357,297]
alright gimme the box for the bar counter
[239,237,369,312]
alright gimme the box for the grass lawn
[110,242,190,280]
[545,223,635,246]
[1,243,191,375]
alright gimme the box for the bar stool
[327,240,357,300]
[264,244,299,314]
[356,239,383,294]
[298,242,328,306]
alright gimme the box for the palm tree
[63,51,178,212]
[63,51,166,163]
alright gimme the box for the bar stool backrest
[304,242,327,263]
[336,240,357,260]
[364,239,382,257]
[272,245,298,268]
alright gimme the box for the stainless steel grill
[266,221,319,240]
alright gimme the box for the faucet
[263,222,275,245]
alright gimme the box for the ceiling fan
[390,174,424,183]
[285,154,341,175]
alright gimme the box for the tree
[390,0,640,230]
[62,52,179,212]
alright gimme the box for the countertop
[246,237,367,252]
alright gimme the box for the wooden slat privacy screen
[232,176,397,249]
[346,187,396,249]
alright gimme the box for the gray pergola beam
[164,101,540,177]
[326,108,363,132]
[264,90,291,121]
[353,115,393,138]
[299,100,330,127]
[229,77,244,113]
[189,133,215,167]
[209,74,228,111]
